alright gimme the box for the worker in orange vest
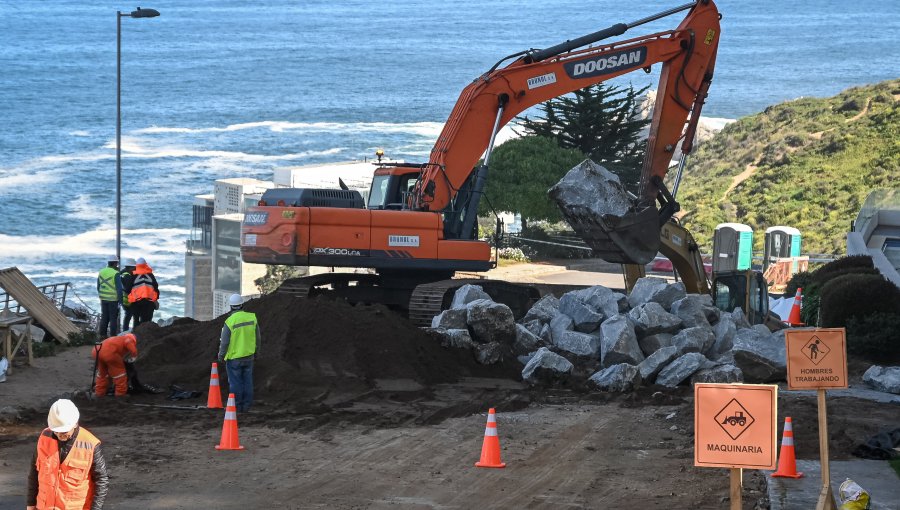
[27,399,109,510]
[91,332,138,397]
[124,257,159,327]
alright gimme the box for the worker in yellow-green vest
[217,294,261,413]
[96,255,121,338]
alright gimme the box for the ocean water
[1,0,898,319]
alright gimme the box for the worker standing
[125,257,159,327]
[92,331,138,398]
[26,399,109,510]
[96,256,120,338]
[117,258,137,331]
[218,294,260,413]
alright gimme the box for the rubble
[732,328,787,383]
[599,314,644,367]
[589,363,642,392]
[431,308,468,330]
[637,345,679,383]
[465,299,516,344]
[690,364,743,384]
[522,347,574,384]
[450,284,491,309]
[656,352,709,387]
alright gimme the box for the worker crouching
[92,332,138,397]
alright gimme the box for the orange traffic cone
[207,362,223,409]
[475,408,506,468]
[771,417,803,478]
[215,393,244,451]
[785,288,805,326]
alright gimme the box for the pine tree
[517,83,650,193]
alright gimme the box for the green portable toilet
[764,226,802,272]
[712,223,753,273]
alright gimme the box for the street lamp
[117,7,160,262]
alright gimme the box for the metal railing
[0,282,70,315]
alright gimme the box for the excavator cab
[712,270,781,329]
[367,166,420,211]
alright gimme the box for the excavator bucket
[550,159,661,265]
[560,203,661,264]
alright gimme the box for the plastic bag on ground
[838,478,870,510]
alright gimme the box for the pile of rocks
[427,278,789,391]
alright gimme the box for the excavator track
[408,279,541,328]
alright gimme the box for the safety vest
[35,427,100,510]
[97,267,118,302]
[128,264,158,303]
[118,270,132,306]
[224,310,258,360]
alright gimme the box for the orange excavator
[241,0,721,324]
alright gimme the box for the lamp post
[117,7,160,262]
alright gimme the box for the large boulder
[671,295,711,329]
[691,364,744,384]
[549,313,574,344]
[627,277,669,309]
[628,302,683,337]
[451,284,492,309]
[732,328,786,383]
[656,352,709,387]
[474,342,504,365]
[672,326,715,355]
[652,282,687,312]
[522,347,574,385]
[523,294,560,324]
[638,333,674,357]
[435,328,476,350]
[862,366,900,395]
[637,345,679,383]
[599,314,644,367]
[731,308,752,329]
[589,363,642,392]
[431,308,468,330]
[523,319,543,337]
[554,330,601,357]
[575,286,629,319]
[708,314,737,360]
[466,299,516,344]
[559,293,605,332]
[514,324,545,355]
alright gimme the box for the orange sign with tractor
[785,328,848,390]
[695,383,778,470]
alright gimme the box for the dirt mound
[133,294,520,407]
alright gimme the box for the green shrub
[498,247,530,263]
[845,312,900,362]
[811,255,874,283]
[509,225,593,260]
[32,341,58,358]
[67,330,99,347]
[784,271,814,298]
[819,274,900,327]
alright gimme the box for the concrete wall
[184,254,213,321]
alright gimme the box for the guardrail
[0,282,70,315]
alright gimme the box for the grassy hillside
[675,78,899,255]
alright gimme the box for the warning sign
[695,383,777,470]
[785,328,848,390]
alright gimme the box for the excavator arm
[412,0,720,249]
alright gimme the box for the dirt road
[1,261,897,509]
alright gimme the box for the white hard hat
[228,294,243,307]
[136,257,147,265]
[123,257,137,266]
[47,399,80,433]
[107,255,119,263]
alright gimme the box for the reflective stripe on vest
[119,270,132,306]
[128,273,158,303]
[35,427,100,510]
[224,310,258,360]
[98,267,118,302]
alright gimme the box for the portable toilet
[712,223,753,273]
[764,226,802,272]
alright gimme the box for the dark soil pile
[132,294,520,407]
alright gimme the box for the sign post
[694,383,778,509]
[785,328,847,510]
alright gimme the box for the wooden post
[730,467,742,510]
[815,389,837,510]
